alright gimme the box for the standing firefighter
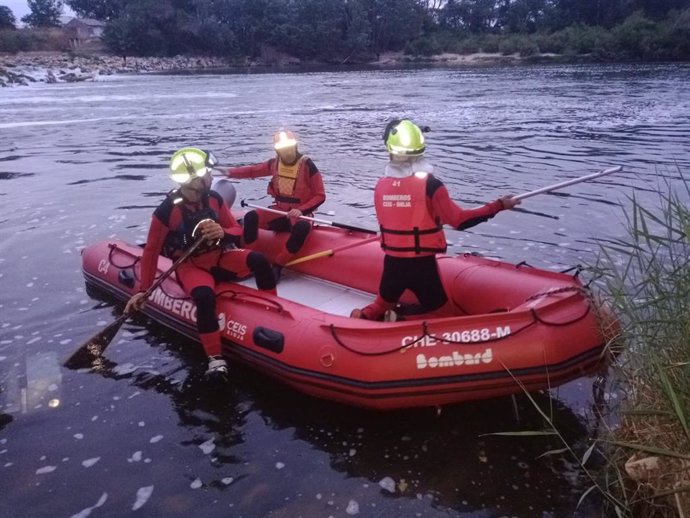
[351,120,521,321]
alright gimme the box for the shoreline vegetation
[594,170,690,517]
[1,1,689,87]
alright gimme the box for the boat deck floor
[235,271,375,317]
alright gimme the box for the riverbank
[0,52,234,86]
[0,50,564,87]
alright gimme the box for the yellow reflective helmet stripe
[169,147,212,184]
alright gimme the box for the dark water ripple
[1,63,689,518]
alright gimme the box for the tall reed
[594,169,690,517]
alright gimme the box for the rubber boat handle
[514,166,623,201]
[240,200,378,235]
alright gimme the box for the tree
[0,5,17,29]
[21,0,63,28]
[548,0,634,28]
[268,0,346,59]
[501,0,548,33]
[439,0,501,33]
[65,0,124,21]
[366,0,428,52]
[344,0,373,56]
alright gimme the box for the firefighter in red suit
[125,147,277,379]
[351,120,521,321]
[220,129,326,280]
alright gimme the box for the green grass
[592,167,690,517]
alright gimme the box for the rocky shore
[0,52,235,86]
[0,50,556,87]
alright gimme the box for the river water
[1,63,689,518]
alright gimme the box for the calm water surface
[1,64,689,518]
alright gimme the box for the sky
[3,0,75,22]
[3,0,30,20]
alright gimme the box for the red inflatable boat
[81,223,619,410]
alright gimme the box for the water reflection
[74,304,603,517]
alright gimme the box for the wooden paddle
[240,200,378,235]
[285,234,381,266]
[64,235,206,370]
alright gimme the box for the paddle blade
[63,314,127,370]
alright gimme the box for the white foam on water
[346,500,360,515]
[128,451,142,463]
[190,478,202,489]
[131,485,154,511]
[149,435,163,444]
[199,439,215,454]
[112,363,137,376]
[81,457,100,468]
[36,465,57,475]
[379,476,395,493]
[70,492,108,518]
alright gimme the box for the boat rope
[107,242,140,269]
[526,286,594,326]
[106,243,190,300]
[525,285,590,301]
[327,325,430,356]
[328,285,596,355]
[327,318,538,356]
[515,260,535,268]
[559,264,583,277]
[216,289,285,312]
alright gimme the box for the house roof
[65,18,106,28]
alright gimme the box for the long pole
[514,166,622,201]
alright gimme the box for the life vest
[162,190,221,258]
[375,173,446,257]
[269,156,312,211]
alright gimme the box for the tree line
[1,0,689,61]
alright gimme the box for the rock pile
[0,52,234,87]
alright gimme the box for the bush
[478,33,501,53]
[443,34,481,54]
[532,31,565,54]
[403,35,443,56]
[611,11,664,59]
[0,27,69,52]
[556,24,614,55]
[497,34,540,56]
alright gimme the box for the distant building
[64,18,105,49]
